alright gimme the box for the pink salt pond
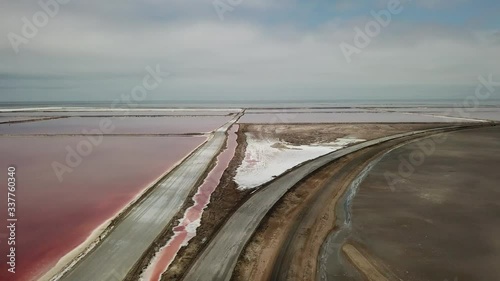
[0,136,205,281]
[143,125,239,281]
[0,116,233,135]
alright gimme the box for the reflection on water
[0,136,205,281]
[144,125,239,281]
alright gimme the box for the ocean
[1,99,500,109]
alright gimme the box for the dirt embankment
[125,124,241,280]
[158,124,253,281]
[232,142,392,281]
[246,123,442,145]
[232,125,468,281]
[232,156,352,281]
[342,243,389,281]
[154,123,449,280]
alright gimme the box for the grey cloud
[414,0,468,9]
[0,0,498,102]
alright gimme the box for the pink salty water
[0,116,233,135]
[0,136,205,281]
[145,125,239,281]
[0,110,238,117]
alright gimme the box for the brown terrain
[342,125,500,281]
[233,156,352,281]
[158,123,448,280]
[342,243,389,281]
[158,125,251,281]
[245,123,442,145]
[231,128,451,281]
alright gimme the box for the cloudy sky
[1,0,499,103]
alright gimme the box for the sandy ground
[343,125,500,280]
[232,157,351,281]
[184,125,486,281]
[157,123,445,280]
[245,124,442,145]
[234,132,364,189]
[342,244,389,281]
[232,133,425,281]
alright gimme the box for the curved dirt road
[182,125,478,281]
[269,141,395,281]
